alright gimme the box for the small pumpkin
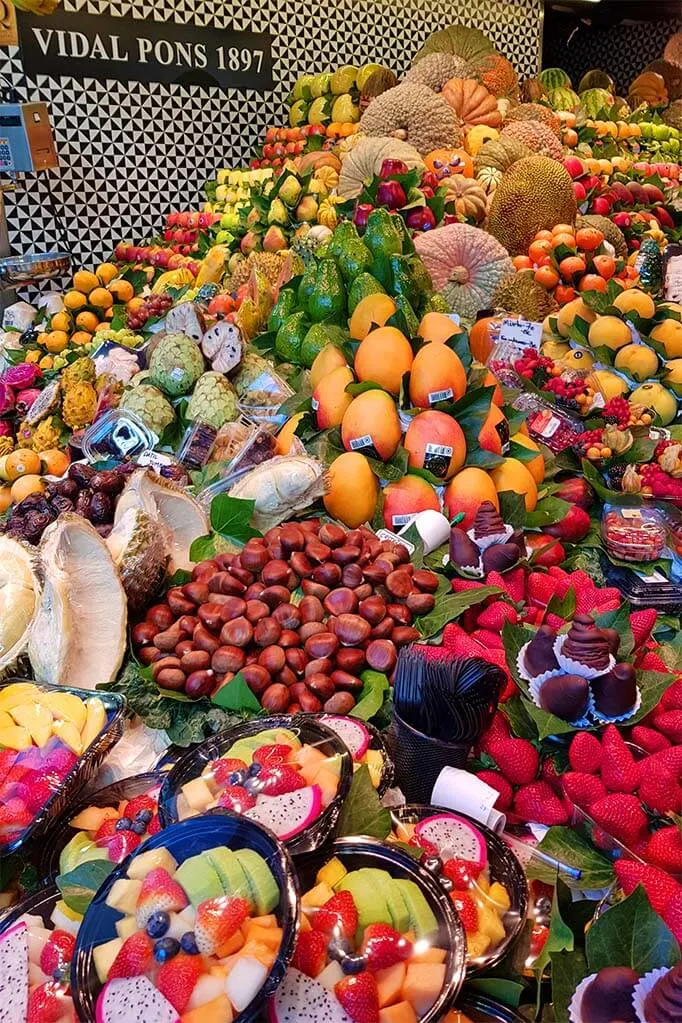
[338,136,425,198]
[423,147,474,178]
[465,124,500,156]
[628,71,668,108]
[441,175,487,222]
[441,78,502,128]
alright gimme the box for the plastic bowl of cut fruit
[72,812,299,1023]
[269,836,466,1023]
[41,772,164,882]
[388,808,528,972]
[0,679,125,855]
[314,713,394,796]
[159,716,353,854]
[0,883,82,1022]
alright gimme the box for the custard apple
[148,332,205,397]
[121,384,176,435]
[186,372,238,430]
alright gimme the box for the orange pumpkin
[469,314,504,363]
[296,151,342,174]
[441,78,502,129]
[423,147,474,179]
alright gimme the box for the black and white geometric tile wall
[0,0,542,267]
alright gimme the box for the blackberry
[607,463,628,489]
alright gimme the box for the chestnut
[261,559,290,587]
[412,569,440,593]
[331,545,360,566]
[208,571,246,596]
[312,562,342,588]
[192,559,218,582]
[341,563,363,588]
[260,585,290,609]
[139,646,163,665]
[289,552,313,578]
[358,595,386,626]
[299,595,325,623]
[276,666,298,687]
[300,518,320,534]
[304,632,339,659]
[362,565,388,585]
[371,617,395,640]
[132,621,158,646]
[388,603,413,626]
[242,664,271,695]
[153,626,186,652]
[239,543,271,573]
[366,639,397,673]
[354,584,373,601]
[331,669,363,692]
[181,650,211,673]
[335,647,366,674]
[185,670,215,699]
[305,539,332,563]
[386,570,413,598]
[145,604,175,630]
[346,529,364,547]
[318,523,345,548]
[305,657,334,678]
[245,582,267,600]
[229,566,253,586]
[245,599,270,623]
[174,639,195,658]
[166,589,196,618]
[285,648,308,675]
[392,626,420,645]
[335,613,371,646]
[211,646,245,674]
[258,645,286,674]
[324,692,356,714]
[198,603,226,633]
[268,540,284,560]
[299,689,322,713]
[280,523,306,551]
[219,617,253,648]
[324,587,358,616]
[301,580,330,601]
[254,617,282,647]
[273,603,302,630]
[193,625,220,655]
[299,621,326,641]
[156,668,187,691]
[406,592,435,615]
[214,553,237,571]
[261,685,290,712]
[279,629,301,648]
[152,656,182,679]
[182,581,210,606]
[217,596,247,622]
[177,615,199,634]
[307,673,335,701]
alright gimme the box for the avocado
[175,855,224,906]
[393,878,439,939]
[301,323,350,368]
[389,255,420,308]
[338,868,393,943]
[348,273,386,314]
[206,847,251,904]
[275,310,309,364]
[328,221,360,258]
[298,259,318,312]
[59,832,110,877]
[234,849,279,915]
[389,294,420,338]
[308,259,346,325]
[357,869,411,934]
[337,240,372,285]
[268,287,297,332]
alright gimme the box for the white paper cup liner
[591,685,642,725]
[445,553,484,578]
[529,672,594,728]
[467,524,513,552]
[569,974,597,1023]
[555,634,615,680]
[633,966,670,1022]
[517,640,561,684]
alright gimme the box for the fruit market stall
[1,15,682,1023]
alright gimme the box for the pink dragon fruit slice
[268,968,353,1023]
[414,814,488,869]
[0,420,12,437]
[0,382,14,415]
[1,363,41,388]
[320,715,370,761]
[96,976,179,1023]
[15,388,40,414]
[0,921,29,1023]
[245,785,322,841]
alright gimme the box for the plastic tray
[71,812,299,1023]
[158,715,353,855]
[0,678,125,857]
[602,559,682,614]
[292,836,467,1023]
[311,711,395,798]
[40,771,164,880]
[389,806,529,975]
[0,882,61,935]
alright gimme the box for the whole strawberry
[615,859,682,915]
[476,601,518,631]
[661,679,682,712]
[492,738,539,786]
[568,732,602,774]
[663,889,682,944]
[27,983,63,1023]
[335,972,380,1023]
[514,781,569,826]
[651,710,682,745]
[361,924,413,971]
[257,766,306,796]
[639,761,682,815]
[562,772,606,810]
[646,827,682,873]
[600,725,640,793]
[630,608,657,647]
[649,745,682,779]
[312,891,358,940]
[475,771,513,812]
[631,725,670,754]
[590,793,647,848]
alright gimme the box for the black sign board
[18,8,273,92]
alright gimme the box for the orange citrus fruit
[71,331,93,347]
[50,311,71,332]
[63,290,87,311]
[73,270,100,294]
[126,296,145,313]
[76,310,99,333]
[108,279,134,303]
[96,262,119,285]
[89,287,114,310]
[40,449,69,476]
[10,475,44,503]
[44,330,70,353]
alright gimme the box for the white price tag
[375,527,415,554]
[499,318,543,352]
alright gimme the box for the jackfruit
[487,156,577,255]
[493,274,558,322]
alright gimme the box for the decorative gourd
[628,72,668,108]
[441,176,487,222]
[664,31,682,69]
[475,165,502,195]
[311,165,340,192]
[475,53,519,98]
[297,151,342,175]
[501,120,564,160]
[337,136,425,198]
[464,124,499,156]
[414,223,513,324]
[643,60,682,101]
[414,24,497,66]
[423,147,473,178]
[474,135,533,174]
[442,78,502,128]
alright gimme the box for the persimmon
[513,255,533,271]
[579,274,608,293]
[575,227,604,252]
[535,266,560,289]
[593,254,616,280]
[552,223,575,236]
[552,232,577,250]
[559,256,587,281]
[529,239,553,263]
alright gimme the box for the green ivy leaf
[500,694,539,741]
[415,584,502,641]
[527,827,615,891]
[57,859,115,916]
[336,765,391,840]
[586,886,681,974]
[351,670,389,722]
[525,496,572,529]
[498,490,527,529]
[210,495,262,544]
[551,950,588,1023]
[533,886,574,1004]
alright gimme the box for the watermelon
[579,69,615,93]
[580,88,615,118]
[538,68,572,91]
[547,87,581,112]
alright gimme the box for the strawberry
[361,923,413,970]
[107,831,142,863]
[591,588,621,613]
[514,782,569,826]
[590,793,648,848]
[650,745,682,779]
[123,794,157,819]
[443,858,483,889]
[476,601,518,630]
[109,932,154,979]
[541,758,563,794]
[547,566,572,599]
[40,929,75,975]
[631,725,670,753]
[94,818,119,846]
[450,891,479,935]
[292,930,328,977]
[478,712,511,753]
[475,770,513,811]
[544,613,567,630]
[27,983,63,1023]
[408,834,437,859]
[646,827,682,873]
[257,766,307,796]
[148,813,162,835]
[211,758,249,785]
[470,629,504,651]
[639,761,682,815]
[562,772,606,810]
[568,732,602,774]
[630,609,657,647]
[0,749,16,781]
[217,785,257,812]
[135,867,188,927]
[490,737,539,785]
[639,651,669,673]
[0,798,31,837]
[312,891,358,940]
[651,710,682,745]
[156,953,204,1014]
[526,573,557,608]
[489,566,526,603]
[663,889,682,944]
[335,972,380,1023]
[26,778,58,814]
[614,859,682,915]
[451,578,486,594]
[520,607,542,625]
[661,679,682,712]
[194,896,250,955]
[600,725,641,793]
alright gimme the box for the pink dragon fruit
[0,420,12,437]
[1,363,41,388]
[0,382,14,415]
[15,388,40,414]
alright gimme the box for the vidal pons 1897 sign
[17,8,273,92]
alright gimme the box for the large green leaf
[586,886,680,974]
[551,950,588,1023]
[336,765,391,840]
[416,584,502,640]
[527,827,614,891]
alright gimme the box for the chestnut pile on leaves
[133,520,440,707]
[1,462,133,544]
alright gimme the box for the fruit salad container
[0,679,125,856]
[271,837,466,1023]
[72,812,299,1023]
[388,807,528,974]
[452,991,528,1022]
[40,772,165,882]
[0,883,83,1022]
[312,712,394,797]
[159,715,353,855]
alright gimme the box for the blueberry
[131,820,147,835]
[115,816,132,831]
[341,954,366,975]
[244,777,262,795]
[229,770,247,786]
[180,931,200,955]
[146,911,170,938]
[52,966,67,983]
[136,809,153,824]
[328,938,353,963]
[248,762,262,777]
[154,936,180,963]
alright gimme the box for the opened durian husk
[0,535,41,678]
[106,506,169,613]
[227,455,328,530]
[28,515,126,689]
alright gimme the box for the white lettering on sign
[32,26,130,60]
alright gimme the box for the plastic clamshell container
[159,714,353,855]
[389,805,528,974]
[291,836,467,1023]
[0,882,63,935]
[71,811,299,1023]
[81,408,157,461]
[0,678,125,857]
[311,711,395,797]
[40,771,164,881]
[603,560,682,614]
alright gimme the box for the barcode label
[425,443,453,457]
[392,514,414,526]
[427,388,454,404]
[350,434,373,450]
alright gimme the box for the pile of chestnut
[132,518,439,712]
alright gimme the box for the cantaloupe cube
[240,939,276,970]
[106,878,142,915]
[70,806,118,832]
[296,746,327,782]
[181,995,233,1023]
[315,768,340,808]
[115,916,138,940]
[301,882,334,908]
[215,927,245,958]
[465,931,491,958]
[246,914,277,930]
[93,938,122,984]
[245,925,282,951]
[379,1001,418,1023]
[182,777,214,812]
[300,913,312,933]
[376,962,407,1008]
[411,944,447,965]
[488,881,511,913]
[476,874,489,894]
[402,963,446,1017]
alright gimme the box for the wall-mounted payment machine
[0,102,58,173]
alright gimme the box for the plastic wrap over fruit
[1,362,41,388]
[0,382,14,415]
[1,301,36,333]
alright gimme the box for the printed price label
[349,434,373,451]
[499,318,543,352]
[427,388,454,404]
[376,527,415,554]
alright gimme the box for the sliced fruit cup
[159,715,353,854]
[0,679,125,855]
[313,712,394,796]
[0,883,82,1023]
[388,808,529,973]
[41,772,165,884]
[447,990,528,1022]
[273,837,466,1023]
[72,812,299,1023]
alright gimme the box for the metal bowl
[0,251,70,288]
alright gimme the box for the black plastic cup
[391,709,470,803]
[159,714,353,855]
[72,811,299,1023]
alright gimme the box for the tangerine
[534,266,560,289]
[76,311,99,333]
[108,279,134,303]
[44,330,70,353]
[50,311,72,332]
[63,290,87,311]
[88,287,114,310]
[579,274,608,294]
[552,223,575,235]
[512,255,533,271]
[552,232,576,250]
[559,256,587,281]
[40,449,69,476]
[96,262,119,285]
[575,227,604,251]
[6,448,41,481]
[593,255,616,281]
[73,270,100,294]
[71,331,93,347]
[529,239,553,263]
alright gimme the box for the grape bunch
[127,294,173,331]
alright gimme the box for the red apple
[554,476,594,510]
[526,533,565,567]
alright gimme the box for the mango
[341,390,401,461]
[490,457,538,512]
[354,326,414,395]
[349,293,397,341]
[382,475,440,530]
[324,452,379,528]
[409,343,466,408]
[309,343,348,389]
[478,404,508,456]
[418,311,459,344]
[613,288,655,320]
[314,365,354,429]
[404,411,466,480]
[443,468,499,530]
